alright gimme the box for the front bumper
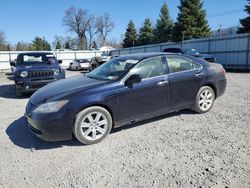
[15,75,65,92]
[25,104,74,141]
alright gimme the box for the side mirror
[58,60,62,64]
[125,74,142,86]
[10,61,16,67]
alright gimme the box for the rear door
[117,56,169,123]
[166,55,205,109]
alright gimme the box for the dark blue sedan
[25,53,226,145]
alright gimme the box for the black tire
[91,61,99,70]
[88,66,93,72]
[73,106,112,145]
[76,66,81,71]
[194,86,215,113]
[15,84,23,97]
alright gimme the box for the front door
[117,56,169,123]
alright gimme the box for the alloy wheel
[80,111,108,141]
[198,89,213,111]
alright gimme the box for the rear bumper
[217,78,227,98]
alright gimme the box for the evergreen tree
[123,20,138,48]
[138,18,155,46]
[16,42,22,51]
[238,0,250,33]
[64,41,71,49]
[155,2,173,43]
[32,37,51,51]
[55,41,62,49]
[6,44,11,51]
[172,0,210,42]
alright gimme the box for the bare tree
[15,41,32,51]
[52,35,65,49]
[86,15,101,50]
[98,13,115,46]
[62,7,91,50]
[0,31,7,51]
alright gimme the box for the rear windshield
[17,54,58,65]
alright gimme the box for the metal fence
[111,33,250,70]
[0,50,103,72]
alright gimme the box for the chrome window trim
[120,56,167,84]
[166,55,203,75]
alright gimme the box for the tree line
[123,0,250,48]
[0,6,115,51]
[0,0,249,51]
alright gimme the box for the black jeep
[10,52,65,96]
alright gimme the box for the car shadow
[0,84,30,99]
[6,110,196,150]
[5,73,14,81]
[6,116,82,150]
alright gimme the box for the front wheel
[73,106,112,145]
[194,86,215,113]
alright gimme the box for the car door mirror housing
[125,74,142,86]
[10,61,16,67]
[58,60,62,64]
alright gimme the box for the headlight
[53,69,60,75]
[20,71,28,77]
[33,100,68,113]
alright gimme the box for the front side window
[130,57,165,79]
[167,55,195,73]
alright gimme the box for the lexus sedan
[25,53,226,145]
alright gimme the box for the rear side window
[167,55,200,73]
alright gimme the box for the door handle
[157,80,168,86]
[195,72,205,77]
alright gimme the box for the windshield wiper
[87,74,110,81]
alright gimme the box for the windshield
[185,49,200,55]
[17,54,58,65]
[87,57,139,81]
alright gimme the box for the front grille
[29,70,54,77]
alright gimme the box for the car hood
[29,75,108,105]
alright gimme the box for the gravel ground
[0,71,249,188]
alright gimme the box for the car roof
[116,52,168,61]
[114,52,209,67]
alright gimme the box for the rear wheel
[194,86,215,113]
[76,66,81,71]
[73,106,112,145]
